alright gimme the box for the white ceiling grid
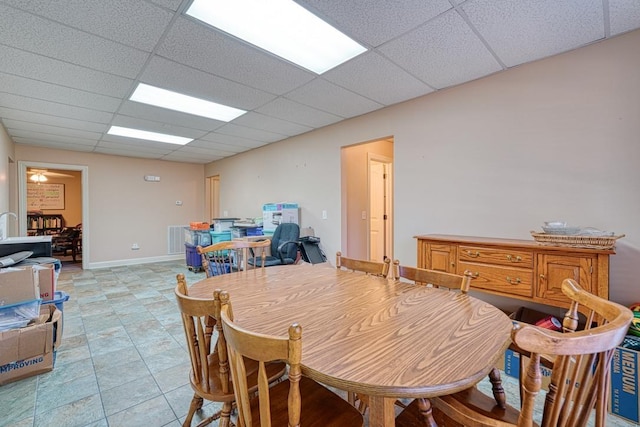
[0,0,639,164]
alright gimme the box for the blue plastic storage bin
[185,243,202,271]
[210,231,232,244]
[43,291,69,313]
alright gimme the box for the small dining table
[189,262,513,427]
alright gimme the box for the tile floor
[0,260,637,427]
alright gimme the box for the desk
[189,263,512,427]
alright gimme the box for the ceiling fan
[27,169,74,182]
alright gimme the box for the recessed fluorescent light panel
[186,0,367,74]
[130,83,246,122]
[107,126,193,145]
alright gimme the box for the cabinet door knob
[470,272,480,278]
[450,262,455,267]
[539,274,546,281]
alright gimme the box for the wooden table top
[189,263,512,426]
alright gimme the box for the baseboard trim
[86,254,184,270]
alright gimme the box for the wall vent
[168,225,187,255]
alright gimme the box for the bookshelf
[27,214,65,235]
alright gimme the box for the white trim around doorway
[17,161,89,270]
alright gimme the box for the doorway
[17,161,89,269]
[340,138,394,262]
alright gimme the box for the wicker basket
[530,231,624,250]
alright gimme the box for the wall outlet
[131,243,140,250]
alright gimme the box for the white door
[369,161,386,262]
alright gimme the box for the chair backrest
[392,261,472,292]
[174,274,231,397]
[271,223,300,260]
[336,251,391,277]
[514,279,632,427]
[219,291,303,427]
[197,239,270,277]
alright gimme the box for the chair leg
[489,367,507,409]
[183,394,202,427]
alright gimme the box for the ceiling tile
[199,132,268,150]
[323,51,434,105]
[117,101,226,133]
[464,0,604,67]
[141,56,277,111]
[297,0,452,47]
[609,0,640,36]
[232,112,312,137]
[93,146,165,159]
[156,17,316,95]
[379,10,502,89]
[188,138,251,154]
[14,137,96,152]
[161,151,220,164]
[110,115,208,140]
[0,107,108,133]
[3,119,102,140]
[285,78,383,118]
[0,73,121,112]
[256,98,343,128]
[0,92,114,123]
[98,136,177,154]
[214,123,285,144]
[0,4,148,78]
[10,129,98,146]
[1,0,173,51]
[0,45,133,98]
[148,0,182,11]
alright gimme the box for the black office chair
[248,223,300,267]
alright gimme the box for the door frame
[367,153,393,262]
[17,161,89,269]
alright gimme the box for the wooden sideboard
[415,234,615,310]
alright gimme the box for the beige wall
[14,146,206,267]
[206,29,640,308]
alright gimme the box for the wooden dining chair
[218,290,365,427]
[197,239,270,277]
[400,279,633,427]
[174,274,285,427]
[336,251,391,277]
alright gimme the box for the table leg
[416,398,438,427]
[367,395,396,427]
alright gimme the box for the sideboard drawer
[459,262,533,298]
[459,245,534,268]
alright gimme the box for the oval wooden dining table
[188,262,513,427]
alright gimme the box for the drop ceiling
[1,0,639,164]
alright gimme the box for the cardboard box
[0,266,40,305]
[262,203,299,231]
[0,305,61,385]
[33,264,55,301]
[610,345,640,423]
